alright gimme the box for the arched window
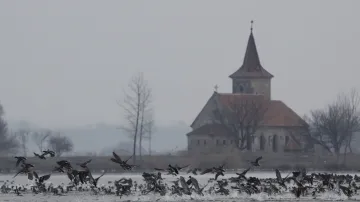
[239,85,244,93]
[273,135,278,152]
[260,135,266,151]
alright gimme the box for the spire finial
[250,20,254,32]
[214,84,219,92]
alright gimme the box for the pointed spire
[229,21,273,78]
[243,22,261,72]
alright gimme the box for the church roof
[186,123,231,137]
[217,93,305,127]
[229,29,273,79]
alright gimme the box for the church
[187,25,307,154]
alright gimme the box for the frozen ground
[0,171,358,202]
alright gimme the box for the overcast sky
[0,1,359,129]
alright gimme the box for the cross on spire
[214,85,219,92]
[250,20,254,32]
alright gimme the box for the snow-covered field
[0,171,357,202]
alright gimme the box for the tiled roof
[217,93,305,127]
[186,123,232,137]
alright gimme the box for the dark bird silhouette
[88,171,106,187]
[14,156,26,167]
[77,159,92,168]
[187,168,201,175]
[33,171,51,184]
[13,163,34,179]
[110,152,136,170]
[201,163,226,180]
[53,166,65,173]
[236,167,251,180]
[154,164,187,176]
[174,164,190,171]
[275,169,290,190]
[34,152,46,160]
[250,156,262,167]
[57,160,72,171]
[42,149,55,157]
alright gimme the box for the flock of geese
[1,152,360,199]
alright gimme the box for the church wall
[187,126,304,154]
[250,79,271,100]
[232,78,271,100]
[252,127,286,153]
[187,133,236,154]
[232,79,253,94]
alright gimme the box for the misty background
[0,1,360,154]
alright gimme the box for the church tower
[229,21,274,100]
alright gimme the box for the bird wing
[200,168,213,175]
[124,155,133,163]
[275,169,282,181]
[39,174,51,182]
[110,158,120,164]
[79,159,92,166]
[241,167,251,176]
[301,167,307,177]
[191,178,200,190]
[33,171,39,179]
[16,159,21,167]
[284,172,292,180]
[93,172,106,187]
[179,164,190,170]
[215,172,220,180]
[78,171,89,184]
[13,169,23,178]
[97,171,106,179]
[28,172,33,180]
[174,168,179,174]
[154,168,165,171]
[112,152,122,161]
[67,172,75,182]
[255,156,263,163]
[219,162,226,169]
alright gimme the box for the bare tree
[213,94,268,151]
[118,72,152,164]
[47,133,74,157]
[0,102,19,155]
[138,87,152,162]
[144,113,155,156]
[32,130,52,152]
[16,129,31,157]
[305,89,360,161]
